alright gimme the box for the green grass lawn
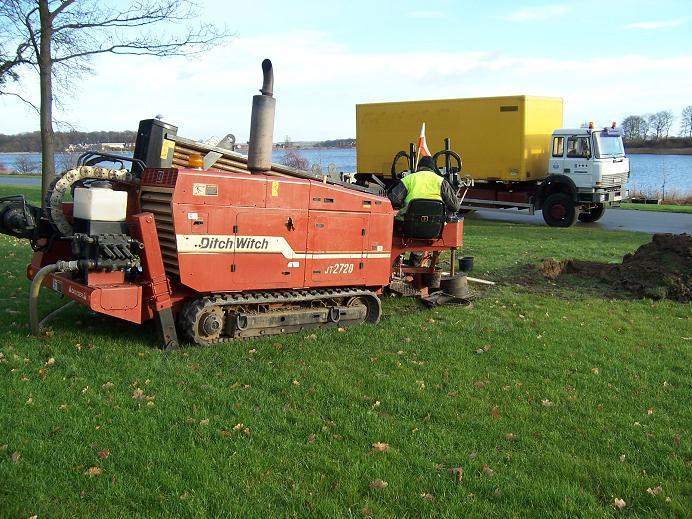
[0,189,690,517]
[619,202,692,214]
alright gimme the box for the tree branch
[0,90,40,113]
[52,29,226,62]
[49,0,77,22]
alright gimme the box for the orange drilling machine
[0,60,466,348]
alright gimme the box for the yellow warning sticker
[271,181,280,197]
[160,139,175,160]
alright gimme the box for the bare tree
[647,112,670,141]
[279,149,310,171]
[0,0,229,207]
[658,110,674,138]
[680,105,692,138]
[12,154,41,174]
[639,114,651,141]
[621,115,647,141]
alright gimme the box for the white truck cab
[550,125,629,202]
[538,124,629,225]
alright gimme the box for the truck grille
[140,187,179,276]
[601,171,629,188]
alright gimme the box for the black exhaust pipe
[248,59,276,173]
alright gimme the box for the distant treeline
[314,138,355,148]
[624,136,692,149]
[0,130,137,153]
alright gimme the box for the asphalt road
[467,208,692,234]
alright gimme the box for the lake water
[1,150,690,194]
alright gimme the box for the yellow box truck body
[356,95,564,182]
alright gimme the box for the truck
[355,96,630,227]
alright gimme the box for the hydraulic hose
[29,264,58,336]
[29,260,85,336]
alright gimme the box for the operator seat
[398,199,446,239]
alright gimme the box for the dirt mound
[538,233,692,302]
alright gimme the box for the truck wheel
[542,193,577,227]
[578,204,606,223]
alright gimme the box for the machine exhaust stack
[247,59,276,173]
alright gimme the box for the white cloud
[624,19,686,29]
[505,5,569,22]
[3,30,692,140]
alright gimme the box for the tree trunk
[38,0,55,209]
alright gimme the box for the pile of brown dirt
[538,233,692,302]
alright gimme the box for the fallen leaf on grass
[482,464,494,477]
[541,399,553,407]
[475,344,492,354]
[619,454,626,462]
[307,434,316,444]
[306,334,318,340]
[337,327,346,333]
[371,442,390,453]
[38,367,48,379]
[292,379,300,386]
[646,486,663,496]
[490,406,501,419]
[591,367,600,375]
[613,497,626,510]
[102,382,114,390]
[97,449,110,460]
[647,408,654,415]
[84,467,102,477]
[45,357,55,367]
[421,492,435,502]
[199,419,209,426]
[232,423,251,435]
[360,507,373,517]
[25,397,33,406]
[370,479,388,489]
[448,467,464,481]
[504,432,515,441]
[11,451,21,463]
[132,388,144,400]
[415,380,425,390]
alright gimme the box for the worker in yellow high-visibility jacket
[388,156,461,266]
[388,156,460,217]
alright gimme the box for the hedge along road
[467,208,692,234]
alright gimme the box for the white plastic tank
[73,181,128,221]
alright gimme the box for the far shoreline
[625,147,692,155]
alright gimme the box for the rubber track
[179,287,381,345]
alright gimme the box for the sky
[1,0,691,141]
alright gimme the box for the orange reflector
[588,121,594,129]
[188,154,203,169]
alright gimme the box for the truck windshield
[594,133,625,158]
